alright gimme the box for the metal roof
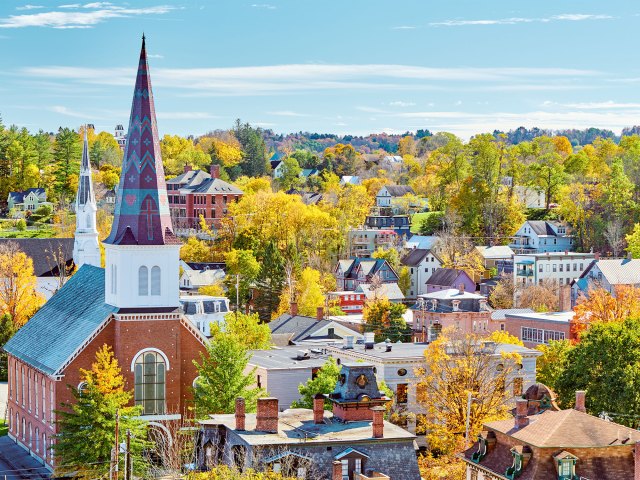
[4,265,116,376]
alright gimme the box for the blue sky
[2,0,640,138]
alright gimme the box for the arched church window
[86,214,92,229]
[138,266,149,296]
[151,266,161,296]
[134,350,166,415]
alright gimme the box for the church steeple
[104,35,177,247]
[104,36,181,309]
[72,128,100,269]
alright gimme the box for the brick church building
[4,37,207,470]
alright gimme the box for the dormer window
[506,446,531,479]
[554,451,578,480]
[452,300,460,312]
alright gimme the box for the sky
[1,0,640,139]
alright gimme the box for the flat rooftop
[504,311,575,324]
[248,346,332,370]
[201,408,414,446]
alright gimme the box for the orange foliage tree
[571,285,640,339]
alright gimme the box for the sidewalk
[0,436,50,479]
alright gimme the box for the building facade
[400,248,442,300]
[513,252,595,290]
[7,188,50,213]
[167,164,243,232]
[510,220,574,254]
[334,258,399,292]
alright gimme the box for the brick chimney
[316,306,324,321]
[256,397,279,433]
[515,398,529,429]
[184,164,192,173]
[458,283,465,295]
[313,393,325,424]
[371,406,385,438]
[594,252,600,261]
[575,390,586,413]
[290,302,298,316]
[634,441,640,480]
[235,397,246,431]
[332,461,342,480]
[210,164,220,179]
[558,285,571,312]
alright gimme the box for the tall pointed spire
[105,36,177,246]
[73,127,100,268]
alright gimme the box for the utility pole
[124,429,131,480]
[112,409,120,480]
[464,392,478,449]
[235,273,240,319]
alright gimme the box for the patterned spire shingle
[105,36,178,246]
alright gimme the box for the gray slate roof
[426,268,469,287]
[401,248,430,267]
[0,238,74,277]
[269,314,332,342]
[381,185,414,197]
[4,265,116,375]
[593,258,640,285]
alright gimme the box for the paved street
[0,437,50,480]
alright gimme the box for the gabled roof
[356,282,404,301]
[8,188,46,204]
[525,220,568,237]
[593,258,640,285]
[181,269,224,287]
[4,265,116,375]
[187,177,243,195]
[426,268,471,287]
[268,314,360,343]
[491,308,535,320]
[401,248,432,267]
[270,159,282,169]
[380,185,414,197]
[167,169,210,186]
[0,238,74,277]
[475,245,514,259]
[405,235,439,250]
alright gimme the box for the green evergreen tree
[54,345,150,479]
[254,240,285,321]
[193,330,264,417]
[52,127,81,202]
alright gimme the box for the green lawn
[0,227,55,238]
[0,420,7,437]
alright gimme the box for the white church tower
[72,128,101,268]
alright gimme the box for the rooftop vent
[296,350,310,360]
[364,332,375,350]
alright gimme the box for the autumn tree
[193,329,264,417]
[160,134,210,176]
[224,249,260,310]
[572,286,640,338]
[488,274,515,309]
[362,297,409,342]
[626,223,640,258]
[415,329,521,449]
[54,345,149,479]
[180,236,214,263]
[294,267,325,317]
[372,246,401,271]
[535,339,573,392]
[254,241,285,321]
[554,317,640,426]
[0,242,45,329]
[210,312,272,350]
[517,280,558,312]
[398,266,411,295]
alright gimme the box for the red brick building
[4,37,207,470]
[167,164,243,230]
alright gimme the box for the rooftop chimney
[317,306,324,321]
[290,302,298,316]
[184,164,192,173]
[594,252,600,261]
[558,285,571,312]
[256,397,279,433]
[235,397,246,431]
[515,398,529,429]
[210,164,220,179]
[371,406,385,438]
[332,461,342,480]
[634,441,640,480]
[575,390,586,413]
[458,283,465,295]
[313,393,325,424]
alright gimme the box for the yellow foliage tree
[0,242,45,328]
[181,236,214,263]
[198,283,226,297]
[295,267,325,317]
[488,329,524,346]
[572,285,640,338]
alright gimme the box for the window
[21,367,25,406]
[538,264,543,272]
[341,460,348,479]
[35,376,38,418]
[35,427,40,453]
[579,263,583,271]
[134,350,167,415]
[27,371,31,411]
[573,263,577,271]
[111,264,117,295]
[552,264,557,272]
[41,378,45,421]
[355,459,362,474]
[138,266,149,296]
[560,460,572,476]
[50,384,54,426]
[151,266,161,296]
[521,327,565,344]
[396,383,408,405]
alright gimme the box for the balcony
[516,269,534,277]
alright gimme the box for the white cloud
[430,13,613,27]
[251,4,276,9]
[50,105,96,118]
[147,54,164,59]
[155,112,217,120]
[0,4,174,28]
[542,100,640,109]
[392,25,416,30]
[267,110,309,117]
[21,63,598,96]
[388,101,416,107]
[16,5,44,10]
